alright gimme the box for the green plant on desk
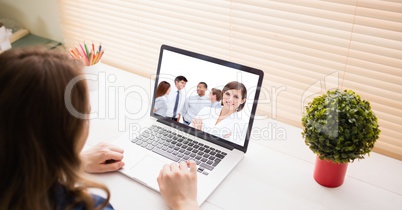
[302,89,381,187]
[302,89,380,163]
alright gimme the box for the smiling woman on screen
[191,81,248,144]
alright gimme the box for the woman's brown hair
[221,81,247,112]
[0,47,110,210]
[155,81,171,98]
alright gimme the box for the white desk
[84,64,402,210]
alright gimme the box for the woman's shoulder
[155,96,167,102]
[70,194,114,210]
[155,97,164,105]
[203,106,222,112]
[232,112,248,124]
[55,184,114,210]
[198,106,216,114]
[196,106,221,120]
[90,194,114,210]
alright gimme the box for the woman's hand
[191,118,203,130]
[81,142,125,173]
[157,161,199,210]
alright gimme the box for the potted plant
[302,89,380,187]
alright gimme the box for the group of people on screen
[153,75,248,143]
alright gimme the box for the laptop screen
[151,45,264,152]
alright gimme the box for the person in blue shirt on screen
[209,88,222,109]
[0,47,199,210]
[181,82,211,125]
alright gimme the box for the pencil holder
[82,61,101,91]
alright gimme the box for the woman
[191,81,248,144]
[0,47,198,210]
[153,81,171,117]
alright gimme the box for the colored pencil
[95,50,104,64]
[69,42,104,66]
[79,44,87,57]
[84,42,89,59]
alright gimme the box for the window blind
[60,0,402,160]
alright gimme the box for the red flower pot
[313,156,348,188]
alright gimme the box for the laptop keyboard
[131,125,227,175]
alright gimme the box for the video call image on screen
[152,49,261,147]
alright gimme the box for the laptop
[113,45,264,205]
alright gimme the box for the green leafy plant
[302,89,380,164]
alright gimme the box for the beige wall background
[0,0,63,42]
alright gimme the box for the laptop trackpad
[130,155,166,189]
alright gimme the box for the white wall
[0,0,63,42]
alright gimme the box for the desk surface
[84,63,402,210]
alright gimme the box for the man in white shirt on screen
[181,82,211,125]
[166,75,187,121]
[209,88,222,109]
